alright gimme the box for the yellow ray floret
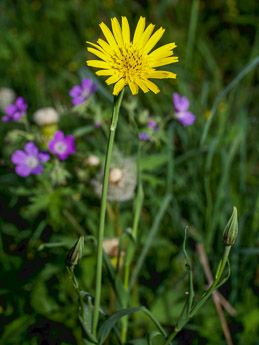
[86,16,178,96]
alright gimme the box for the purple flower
[11,142,50,177]
[2,97,27,122]
[173,93,196,126]
[48,130,75,160]
[69,79,98,106]
[94,121,101,128]
[148,120,156,129]
[139,132,150,141]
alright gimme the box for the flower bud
[85,155,100,167]
[109,168,123,183]
[222,207,238,246]
[33,107,59,126]
[66,236,84,270]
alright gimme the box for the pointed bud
[222,207,238,246]
[66,236,84,270]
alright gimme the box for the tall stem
[92,89,124,337]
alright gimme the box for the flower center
[112,45,147,79]
[54,141,67,154]
[82,89,90,99]
[175,111,185,119]
[26,156,38,168]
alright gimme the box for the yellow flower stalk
[86,16,178,95]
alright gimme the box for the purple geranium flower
[69,78,98,106]
[148,120,156,129]
[139,132,150,141]
[173,93,196,126]
[2,97,27,122]
[11,142,50,177]
[48,130,75,160]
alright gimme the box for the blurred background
[0,0,258,344]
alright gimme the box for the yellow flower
[86,16,178,96]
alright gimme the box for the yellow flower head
[86,16,178,96]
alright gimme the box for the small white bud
[85,155,100,167]
[0,88,16,112]
[109,168,123,183]
[33,107,59,126]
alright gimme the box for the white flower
[0,88,16,112]
[33,107,59,126]
[92,152,137,202]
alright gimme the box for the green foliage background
[0,0,258,344]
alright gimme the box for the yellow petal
[97,38,115,56]
[144,79,160,94]
[149,47,176,62]
[96,69,115,76]
[111,17,123,46]
[128,81,139,95]
[144,27,165,54]
[105,74,121,85]
[86,41,107,55]
[138,23,155,49]
[135,78,149,93]
[133,17,146,46]
[99,22,118,51]
[87,60,110,69]
[113,78,126,95]
[121,16,130,46]
[148,71,177,79]
[150,56,179,68]
[87,47,112,62]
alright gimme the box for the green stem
[92,89,124,337]
[121,144,143,343]
[163,245,232,345]
[163,329,178,345]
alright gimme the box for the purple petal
[175,111,196,126]
[139,132,150,141]
[16,97,27,112]
[91,84,98,93]
[38,152,50,162]
[173,93,190,112]
[5,104,16,116]
[15,164,31,177]
[48,140,56,153]
[72,97,85,106]
[11,150,27,165]
[31,165,44,175]
[2,116,9,122]
[13,112,23,121]
[69,86,82,98]
[25,142,38,156]
[81,79,93,91]
[64,136,76,154]
[56,152,69,160]
[148,120,156,128]
[53,130,65,142]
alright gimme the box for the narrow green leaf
[190,260,231,318]
[200,55,259,145]
[98,307,143,344]
[147,330,164,345]
[79,313,98,344]
[98,306,167,344]
[176,229,194,330]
